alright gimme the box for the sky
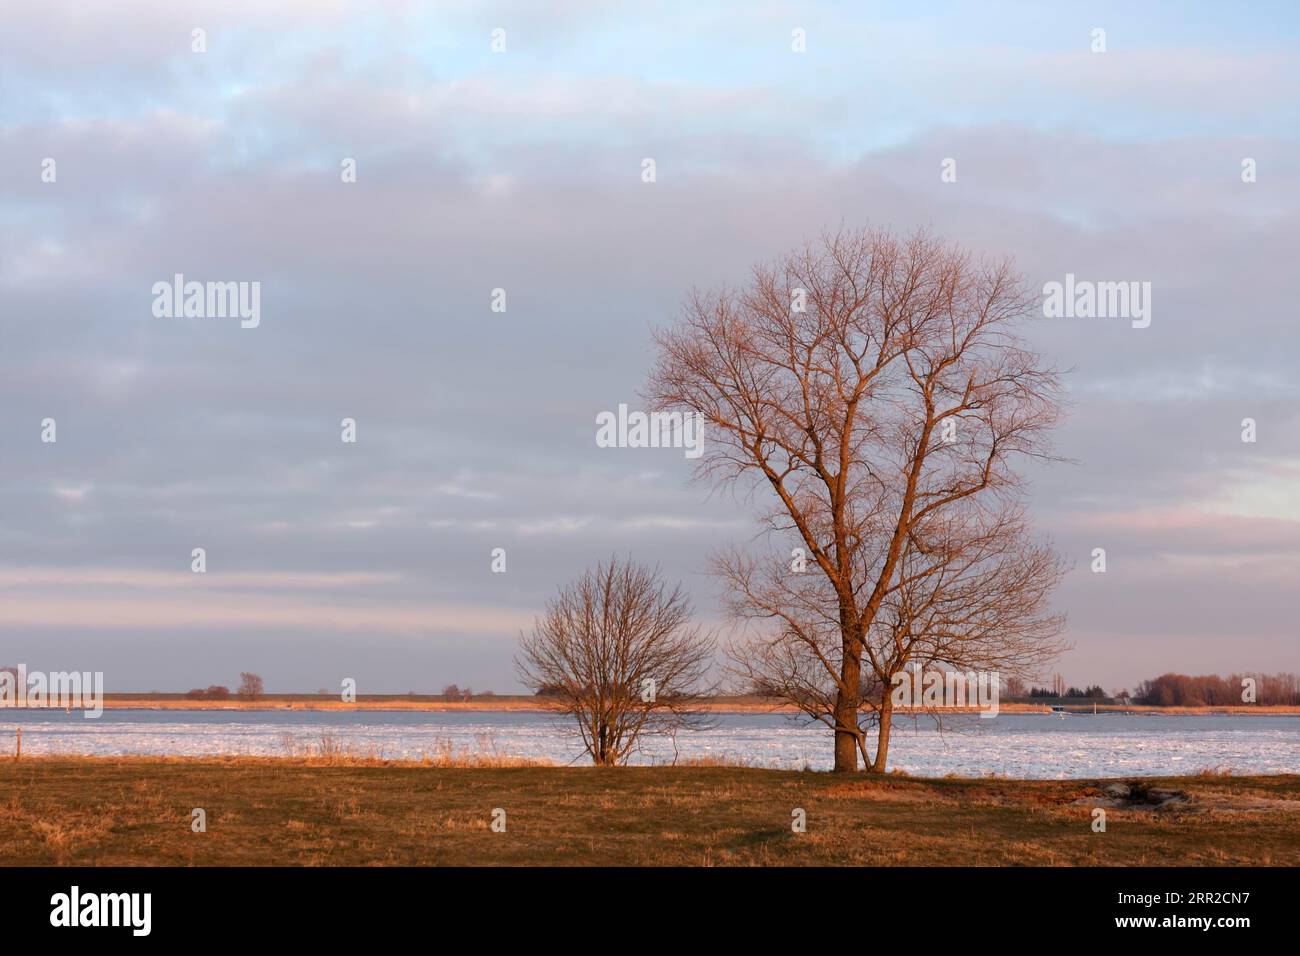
[1,0,1297,695]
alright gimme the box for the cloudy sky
[2,1,1297,694]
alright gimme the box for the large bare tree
[646,227,1066,772]
[516,557,715,766]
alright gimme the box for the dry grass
[272,733,550,768]
[0,758,1296,866]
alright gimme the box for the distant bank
[85,693,1300,715]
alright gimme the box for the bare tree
[237,672,264,701]
[646,226,1066,772]
[516,557,716,766]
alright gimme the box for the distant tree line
[186,673,263,701]
[1026,684,1108,699]
[185,685,231,700]
[183,678,501,701]
[1010,673,1300,705]
[1132,672,1300,707]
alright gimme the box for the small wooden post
[14,727,20,761]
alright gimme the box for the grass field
[2,758,1297,866]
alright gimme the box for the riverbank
[85,694,1300,715]
[1,758,1296,866]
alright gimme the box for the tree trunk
[832,642,861,772]
[868,694,893,773]
[832,707,858,771]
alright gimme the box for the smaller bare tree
[237,672,264,701]
[517,557,716,766]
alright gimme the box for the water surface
[6,709,1298,777]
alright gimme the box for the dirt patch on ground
[1073,780,1191,810]
[1069,778,1300,814]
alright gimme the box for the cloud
[1,2,1297,690]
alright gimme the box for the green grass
[2,758,1297,866]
